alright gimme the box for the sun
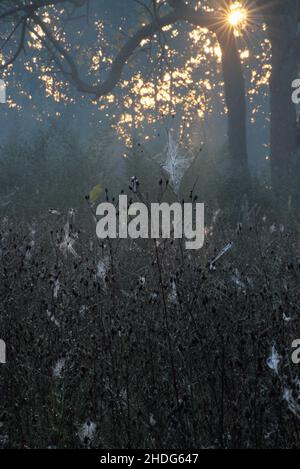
[227,2,248,28]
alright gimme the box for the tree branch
[34,1,218,97]
[1,0,218,98]
[32,8,185,97]
[0,16,29,69]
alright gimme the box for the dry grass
[0,208,300,449]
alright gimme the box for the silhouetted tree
[0,0,250,189]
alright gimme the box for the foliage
[1,208,300,448]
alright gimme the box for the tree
[217,25,248,179]
[256,0,300,204]
[0,0,250,187]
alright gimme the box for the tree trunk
[266,1,299,204]
[218,29,250,190]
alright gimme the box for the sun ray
[227,2,248,29]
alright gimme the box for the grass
[1,203,300,449]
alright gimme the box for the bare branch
[0,17,29,69]
[1,0,218,99]
[31,8,185,97]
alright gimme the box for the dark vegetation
[1,203,300,449]
[0,129,300,449]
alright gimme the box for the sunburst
[227,2,248,30]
